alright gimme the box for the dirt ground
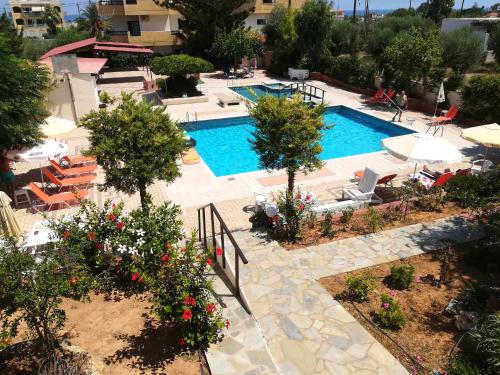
[1,292,200,375]
[319,244,498,373]
[282,202,468,250]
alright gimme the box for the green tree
[53,25,90,46]
[462,74,500,123]
[489,23,500,62]
[417,0,454,24]
[76,3,109,38]
[295,0,334,71]
[41,5,62,37]
[440,27,482,73]
[330,20,361,56]
[263,5,299,74]
[155,0,253,58]
[21,38,52,60]
[80,94,187,209]
[382,26,443,90]
[249,94,326,195]
[150,54,214,98]
[210,27,263,72]
[0,13,22,56]
[0,35,51,154]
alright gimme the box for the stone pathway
[209,216,483,375]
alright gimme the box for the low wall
[162,95,209,106]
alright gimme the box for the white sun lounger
[217,92,241,107]
[342,167,380,205]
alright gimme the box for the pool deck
[11,69,481,235]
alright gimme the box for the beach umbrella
[40,116,77,137]
[0,191,22,238]
[434,82,446,116]
[461,123,500,158]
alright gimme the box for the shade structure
[6,140,68,163]
[382,133,463,164]
[40,116,77,137]
[0,192,22,237]
[461,123,500,149]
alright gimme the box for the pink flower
[415,275,421,283]
[161,254,170,263]
[107,213,116,222]
[216,247,223,256]
[206,258,213,266]
[182,309,192,321]
[138,276,144,284]
[298,203,304,211]
[389,290,397,297]
[225,319,231,328]
[131,272,139,281]
[305,195,311,201]
[383,303,389,310]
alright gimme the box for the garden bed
[319,243,499,373]
[1,291,200,375]
[280,202,468,250]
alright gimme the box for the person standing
[392,90,408,122]
[0,156,15,199]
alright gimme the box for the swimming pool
[184,106,414,177]
[230,83,295,102]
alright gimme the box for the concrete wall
[245,13,269,29]
[139,15,168,31]
[70,73,99,120]
[47,76,77,122]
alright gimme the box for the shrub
[440,27,483,73]
[378,294,406,330]
[447,354,483,375]
[340,207,354,228]
[415,186,445,212]
[321,211,335,238]
[488,23,500,62]
[98,91,114,105]
[446,71,465,91]
[470,312,500,373]
[326,55,360,84]
[462,75,500,123]
[108,53,139,68]
[274,189,317,241]
[445,175,499,208]
[330,20,361,56]
[364,207,382,233]
[346,272,375,302]
[390,264,415,290]
[148,234,226,348]
[457,283,491,312]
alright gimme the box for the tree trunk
[139,184,148,211]
[352,0,357,23]
[288,0,292,8]
[287,170,295,196]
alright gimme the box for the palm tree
[77,3,109,38]
[352,0,357,22]
[41,5,62,37]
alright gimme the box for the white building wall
[138,15,168,32]
[245,13,268,29]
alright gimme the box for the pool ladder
[185,111,198,125]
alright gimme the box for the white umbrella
[5,141,68,188]
[434,82,446,116]
[40,116,77,137]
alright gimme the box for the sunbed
[426,105,459,136]
[43,167,95,191]
[217,92,241,107]
[62,155,96,167]
[311,199,364,216]
[367,88,385,103]
[29,182,88,212]
[50,159,97,177]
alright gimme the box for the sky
[0,0,497,17]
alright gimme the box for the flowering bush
[147,234,226,348]
[273,189,317,241]
[378,294,406,330]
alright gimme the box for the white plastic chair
[471,159,494,175]
[342,167,380,205]
[254,192,268,211]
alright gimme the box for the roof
[40,37,97,60]
[93,45,154,54]
[95,41,145,48]
[40,57,108,74]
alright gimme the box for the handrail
[276,82,325,103]
[197,203,248,298]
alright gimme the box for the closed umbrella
[0,191,22,238]
[40,116,77,137]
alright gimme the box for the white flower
[117,244,127,253]
[136,228,145,237]
[180,227,187,237]
[136,238,145,246]
[128,246,138,256]
[77,222,86,230]
[105,238,110,245]
[119,209,128,219]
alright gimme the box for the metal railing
[277,82,326,103]
[197,203,248,298]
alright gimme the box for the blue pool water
[230,84,295,102]
[185,106,414,177]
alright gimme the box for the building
[9,0,64,38]
[441,17,500,52]
[98,0,305,54]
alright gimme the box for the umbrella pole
[433,101,438,117]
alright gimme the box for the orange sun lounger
[43,167,95,191]
[50,159,97,177]
[29,182,88,211]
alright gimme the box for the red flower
[306,195,311,201]
[131,272,139,281]
[182,309,193,321]
[216,247,223,256]
[177,337,186,346]
[107,213,116,222]
[164,243,172,249]
[116,221,125,230]
[87,231,96,241]
[112,203,116,209]
[206,303,216,314]
[184,296,196,306]
[138,277,145,284]
[62,230,70,239]
[225,319,231,328]
[272,215,281,224]
[161,254,170,263]
[96,242,104,250]
[296,193,301,200]
[298,203,304,211]
[206,258,213,266]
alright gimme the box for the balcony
[108,30,182,47]
[98,0,177,16]
[252,0,305,13]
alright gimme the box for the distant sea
[63,9,395,23]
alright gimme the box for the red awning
[40,57,108,74]
[93,45,154,54]
[40,37,97,60]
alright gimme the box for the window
[127,20,141,36]
[126,0,137,4]
[263,0,275,3]
[36,19,44,25]
[27,18,33,26]
[257,19,266,25]
[12,6,21,13]
[15,18,24,25]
